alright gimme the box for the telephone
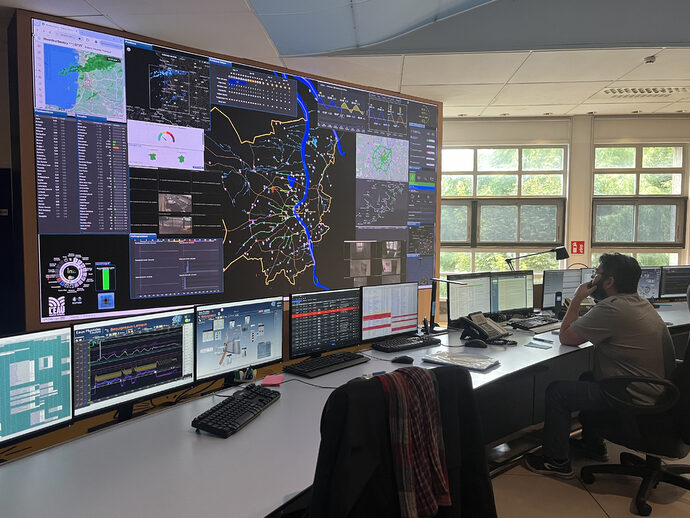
[457,311,510,341]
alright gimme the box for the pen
[533,337,554,344]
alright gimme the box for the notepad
[261,374,285,386]
[422,351,499,371]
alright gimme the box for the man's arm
[559,282,596,346]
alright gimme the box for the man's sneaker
[569,437,609,462]
[524,453,575,479]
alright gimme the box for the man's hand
[573,281,597,302]
[559,282,593,346]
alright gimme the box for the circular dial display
[46,253,94,292]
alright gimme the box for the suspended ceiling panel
[402,52,528,85]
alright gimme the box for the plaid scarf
[378,367,451,518]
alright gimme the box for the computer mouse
[391,355,414,364]
[464,338,488,348]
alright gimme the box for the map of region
[206,106,339,286]
[356,133,409,182]
[43,43,125,121]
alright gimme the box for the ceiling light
[593,86,689,100]
[676,109,686,113]
[587,111,596,115]
[457,113,467,117]
[632,110,642,114]
[643,55,656,64]
[500,112,509,117]
[542,112,553,116]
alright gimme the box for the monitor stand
[87,403,146,433]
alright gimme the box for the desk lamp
[505,246,570,271]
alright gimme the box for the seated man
[525,253,675,478]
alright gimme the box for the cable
[567,262,590,269]
[282,378,339,390]
[358,350,389,362]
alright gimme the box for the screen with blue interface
[0,329,72,444]
[490,271,534,314]
[446,274,491,320]
[72,308,194,416]
[660,266,690,298]
[29,17,438,324]
[638,267,661,299]
[362,282,418,341]
[195,297,282,380]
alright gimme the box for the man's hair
[598,253,641,294]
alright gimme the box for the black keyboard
[283,351,368,378]
[371,334,441,353]
[191,384,280,438]
[509,315,559,331]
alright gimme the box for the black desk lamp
[505,246,570,271]
[429,277,467,334]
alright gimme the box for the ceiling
[3,0,690,118]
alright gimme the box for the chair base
[581,452,690,516]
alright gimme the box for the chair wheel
[634,501,651,516]
[581,471,595,484]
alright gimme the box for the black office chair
[579,345,690,516]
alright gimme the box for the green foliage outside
[594,174,635,195]
[639,174,680,194]
[477,175,517,196]
[476,252,514,271]
[522,174,563,195]
[477,148,518,171]
[480,206,518,241]
[520,205,557,242]
[594,205,634,242]
[522,148,564,171]
[636,253,677,266]
[594,147,636,169]
[638,205,676,242]
[440,205,468,242]
[441,175,472,196]
[518,253,559,273]
[642,146,682,168]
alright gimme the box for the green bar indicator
[102,268,110,291]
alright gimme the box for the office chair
[309,366,497,518]
[579,344,690,516]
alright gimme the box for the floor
[492,442,690,517]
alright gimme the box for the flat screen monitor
[195,297,282,381]
[660,266,690,298]
[362,282,418,341]
[0,328,72,445]
[446,273,491,320]
[490,271,534,314]
[638,267,662,299]
[580,268,596,283]
[542,269,583,309]
[290,289,361,359]
[72,308,195,416]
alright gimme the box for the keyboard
[191,384,280,438]
[371,334,441,353]
[509,315,559,331]
[283,351,369,378]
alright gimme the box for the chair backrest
[671,342,690,444]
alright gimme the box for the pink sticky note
[262,374,285,386]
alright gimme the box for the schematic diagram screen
[0,328,72,445]
[72,308,194,415]
[28,17,439,323]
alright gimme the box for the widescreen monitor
[196,297,282,381]
[446,273,491,320]
[490,271,534,314]
[0,328,72,445]
[290,289,361,359]
[72,308,194,416]
[362,282,418,341]
[638,267,662,299]
[660,266,690,298]
[542,269,584,309]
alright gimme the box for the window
[592,145,686,248]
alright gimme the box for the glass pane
[480,205,517,242]
[639,173,682,195]
[636,253,678,266]
[519,205,557,242]
[594,147,636,169]
[593,174,635,195]
[519,253,559,274]
[439,252,471,275]
[441,175,473,196]
[477,148,518,171]
[521,174,563,196]
[441,148,474,172]
[440,205,468,242]
[522,148,564,171]
[638,205,677,242]
[477,175,518,196]
[594,205,635,242]
[591,251,632,266]
[642,146,683,168]
[475,252,515,272]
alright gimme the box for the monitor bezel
[490,270,534,315]
[659,266,690,298]
[361,281,419,342]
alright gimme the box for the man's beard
[591,281,608,301]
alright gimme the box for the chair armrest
[598,376,679,414]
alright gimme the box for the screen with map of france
[23,16,439,324]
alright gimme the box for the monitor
[0,328,72,445]
[580,268,596,283]
[362,282,418,341]
[638,267,662,299]
[660,266,690,298]
[195,297,282,381]
[446,273,491,320]
[290,289,361,359]
[490,271,534,314]
[542,269,583,309]
[72,308,195,416]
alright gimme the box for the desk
[0,330,590,518]
[656,302,690,359]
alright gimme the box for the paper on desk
[261,374,285,386]
[525,341,552,350]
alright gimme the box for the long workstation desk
[1,302,688,518]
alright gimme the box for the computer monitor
[580,268,596,283]
[195,297,282,381]
[490,271,534,314]
[660,266,690,298]
[638,267,662,299]
[72,308,195,417]
[362,282,418,341]
[542,269,584,309]
[0,328,72,445]
[446,273,491,320]
[289,288,361,359]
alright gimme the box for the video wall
[24,16,439,324]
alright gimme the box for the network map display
[28,18,439,323]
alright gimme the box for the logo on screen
[48,296,66,316]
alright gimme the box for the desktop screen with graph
[17,13,440,327]
[195,297,283,381]
[72,308,195,416]
[0,328,72,445]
